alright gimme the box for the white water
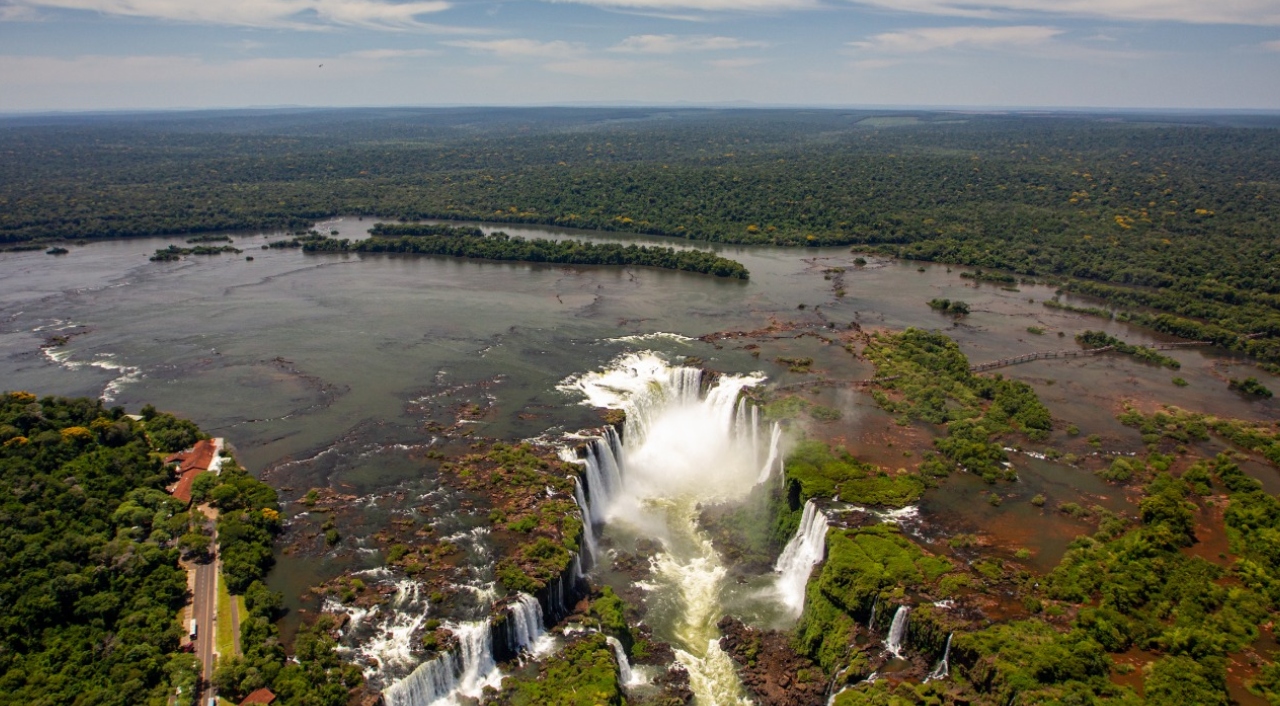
[508,593,552,658]
[926,633,952,682]
[885,606,910,659]
[606,635,647,687]
[326,577,430,680]
[773,500,829,614]
[562,352,768,705]
[571,477,599,562]
[382,621,502,706]
[755,422,782,485]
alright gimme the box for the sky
[1,0,1278,112]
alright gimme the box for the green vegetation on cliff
[494,633,623,706]
[446,442,584,593]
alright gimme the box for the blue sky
[1,0,1278,111]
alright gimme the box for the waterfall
[579,431,625,525]
[508,593,549,657]
[868,597,878,631]
[756,422,783,484]
[606,636,645,687]
[582,445,610,524]
[926,633,953,682]
[774,500,829,613]
[572,478,598,563]
[381,621,500,706]
[885,607,910,659]
[559,352,767,705]
[382,652,458,706]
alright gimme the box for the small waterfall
[583,445,611,523]
[885,607,910,659]
[868,597,878,631]
[572,478,598,563]
[926,633,953,682]
[508,593,548,657]
[756,422,783,484]
[381,621,500,706]
[774,500,829,613]
[382,652,458,706]
[454,622,501,698]
[606,635,645,687]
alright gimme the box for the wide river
[3,217,1277,701]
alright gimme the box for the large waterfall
[774,500,829,614]
[560,352,772,704]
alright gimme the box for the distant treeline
[1,109,1277,359]
[305,224,750,279]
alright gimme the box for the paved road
[193,559,217,685]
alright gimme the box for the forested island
[294,223,750,279]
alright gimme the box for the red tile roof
[166,439,218,504]
[171,468,202,504]
[240,688,277,705]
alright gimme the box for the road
[193,558,217,685]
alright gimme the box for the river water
[3,217,1277,702]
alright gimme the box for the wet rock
[718,616,826,706]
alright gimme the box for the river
[2,217,1277,703]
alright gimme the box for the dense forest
[0,392,357,706]
[2,108,1277,362]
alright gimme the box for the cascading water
[606,636,645,687]
[382,621,500,706]
[885,606,910,659]
[756,422,782,485]
[571,478,599,562]
[508,593,551,658]
[560,352,770,705]
[773,500,829,614]
[868,597,879,631]
[926,633,952,682]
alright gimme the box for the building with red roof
[239,688,277,705]
[166,438,222,503]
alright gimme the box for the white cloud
[444,38,585,58]
[542,57,644,77]
[0,53,357,87]
[844,0,1280,26]
[550,0,817,12]
[2,0,462,31]
[708,57,766,68]
[548,0,1280,24]
[1263,39,1280,51]
[611,34,769,53]
[850,25,1063,53]
[851,58,899,69]
[343,48,438,59]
